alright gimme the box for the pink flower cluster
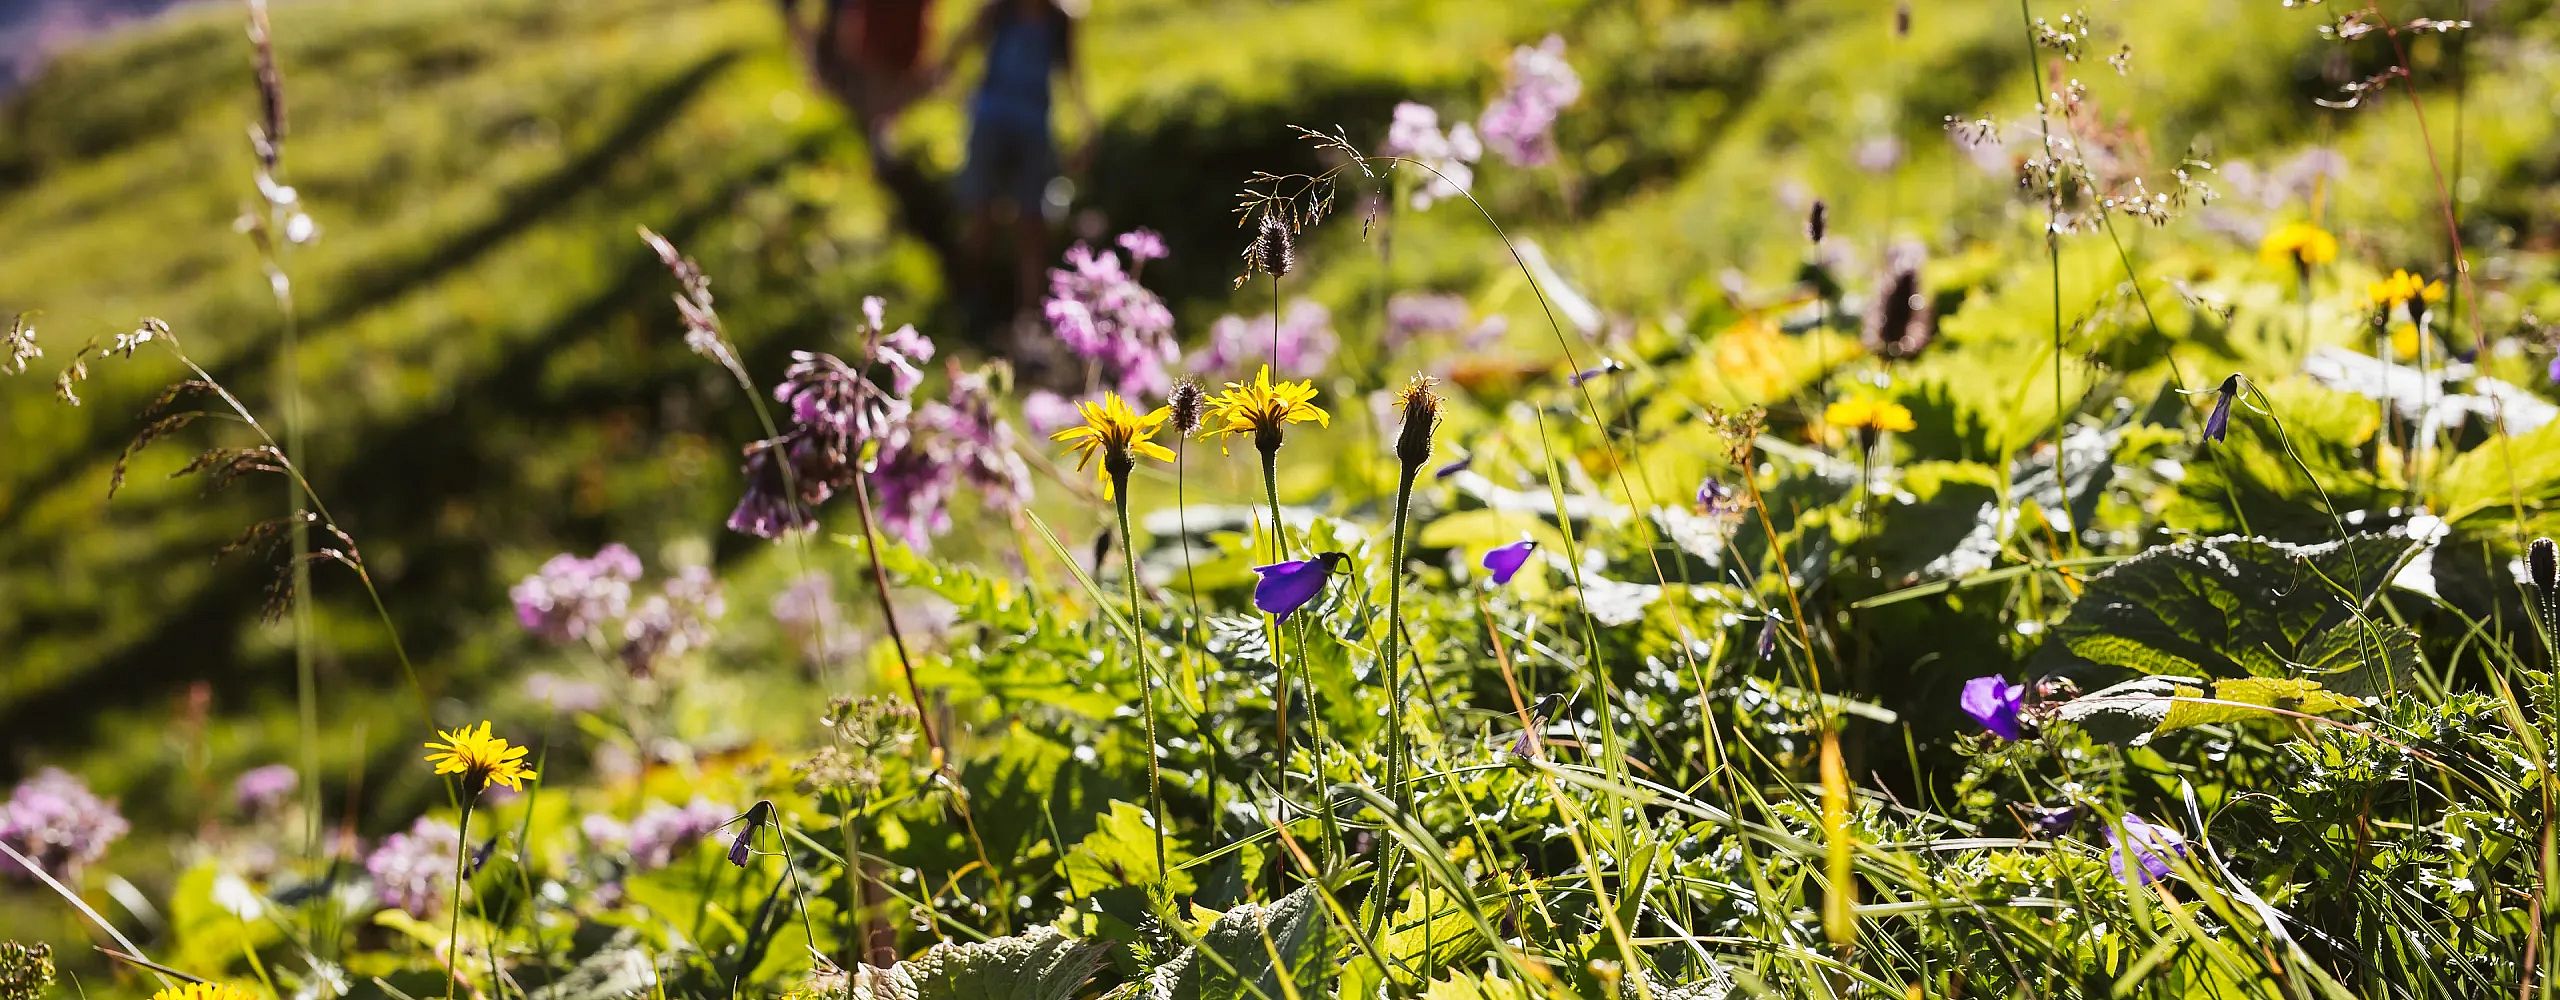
[1043,232,1178,397]
[0,768,128,882]
[1477,35,1581,168]
[1382,102,1481,209]
[1191,299,1338,380]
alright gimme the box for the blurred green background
[2,0,2552,855]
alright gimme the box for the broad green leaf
[2156,677,2367,734]
[1149,885,1330,1000]
[2290,621,2423,697]
[2050,533,2414,679]
[527,936,657,1000]
[1063,800,1193,898]
[848,926,1109,1000]
[2054,676,2194,745]
[2057,675,2363,744]
[2432,419,2560,522]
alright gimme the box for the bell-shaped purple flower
[2202,374,2240,443]
[727,800,774,868]
[1481,539,1538,585]
[1959,674,2026,741]
[2106,814,2189,886]
[1252,552,1347,622]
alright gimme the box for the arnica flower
[1825,396,1915,444]
[1959,675,2026,741]
[1253,552,1347,622]
[2256,221,2338,273]
[232,764,299,815]
[2106,814,2191,886]
[0,768,129,882]
[1050,392,1174,499]
[148,982,261,1000]
[2365,268,2446,327]
[1203,364,1330,456]
[365,816,458,918]
[2202,373,2241,443]
[1481,538,1538,585]
[423,721,537,796]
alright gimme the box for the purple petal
[2202,374,2240,443]
[1481,540,1537,585]
[1252,558,1334,622]
[2106,814,2188,885]
[1959,675,2025,741]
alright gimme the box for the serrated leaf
[528,936,657,1000]
[2052,533,2414,679]
[1148,885,1330,1000]
[2156,677,2366,734]
[2054,676,2194,745]
[850,926,1109,1000]
[1063,801,1193,898]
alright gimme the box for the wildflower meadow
[7,0,2560,997]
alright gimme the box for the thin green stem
[1112,470,1169,889]
[445,792,475,1000]
[1366,463,1421,938]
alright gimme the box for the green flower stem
[1364,460,1421,939]
[1111,467,1169,890]
[1260,442,1339,872]
[444,791,475,1000]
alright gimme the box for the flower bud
[2532,537,2556,596]
[1394,375,1440,473]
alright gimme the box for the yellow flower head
[424,721,537,794]
[2388,322,2421,361]
[1202,364,1330,455]
[1824,396,1916,436]
[1049,391,1175,498]
[150,983,261,1000]
[2257,222,2338,271]
[2364,269,2445,313]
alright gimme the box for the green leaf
[2156,677,2367,734]
[1149,885,1331,1000]
[2056,675,2364,744]
[849,926,1110,1000]
[1062,800,1193,898]
[2049,533,2415,679]
[2054,676,2192,746]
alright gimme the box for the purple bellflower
[1252,551,1348,622]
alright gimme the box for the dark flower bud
[1861,244,1933,360]
[2532,537,2556,596]
[1394,375,1440,473]
[1167,378,1206,436]
[1807,199,1828,245]
[1251,213,1295,279]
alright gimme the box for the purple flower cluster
[232,764,300,816]
[510,544,641,644]
[1385,292,1506,354]
[728,299,939,539]
[1044,237,1178,396]
[364,816,459,918]
[1191,299,1338,380]
[582,797,730,872]
[1381,102,1480,209]
[1477,35,1581,168]
[0,769,129,882]
[772,572,852,666]
[620,565,725,675]
[1960,675,2026,741]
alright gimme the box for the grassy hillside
[5,0,2557,840]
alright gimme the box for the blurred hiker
[940,0,1093,330]
[776,0,933,137]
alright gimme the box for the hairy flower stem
[2019,0,2073,556]
[1258,442,1338,870]
[1364,460,1421,938]
[1111,465,1169,889]
[444,793,474,1000]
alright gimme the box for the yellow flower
[2388,322,2421,361]
[2257,222,2338,271]
[1824,396,1916,435]
[423,720,537,794]
[2363,269,2445,312]
[1050,391,1175,498]
[1201,364,1330,455]
[150,983,261,1000]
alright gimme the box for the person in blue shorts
[941,0,1091,329]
